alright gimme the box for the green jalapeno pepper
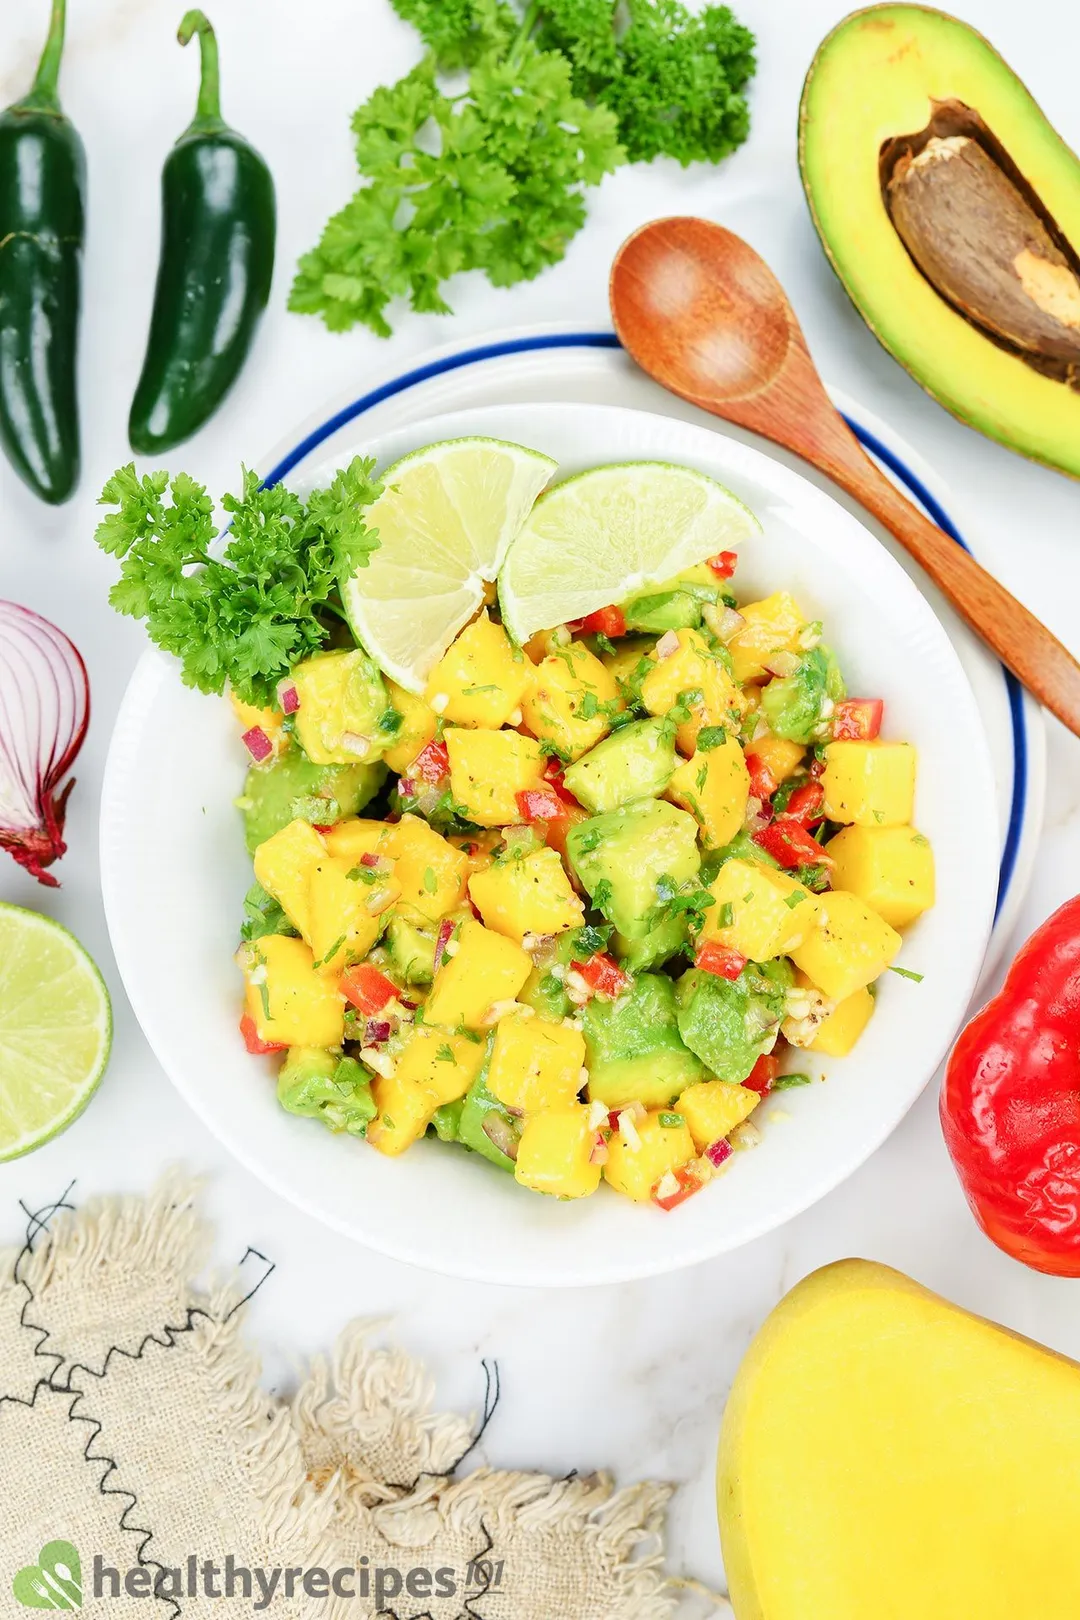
[0,0,84,504]
[129,10,275,455]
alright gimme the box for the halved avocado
[800,5,1080,478]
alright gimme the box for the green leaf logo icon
[13,1542,82,1609]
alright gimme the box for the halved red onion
[0,602,89,887]
[242,725,274,762]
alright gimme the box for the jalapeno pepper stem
[177,9,224,131]
[25,0,67,111]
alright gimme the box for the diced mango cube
[367,1072,437,1157]
[230,691,285,756]
[601,637,655,690]
[677,1080,760,1151]
[242,935,344,1048]
[395,1025,487,1106]
[445,728,545,826]
[515,1104,602,1199]
[488,1014,586,1114]
[809,985,876,1057]
[521,641,620,761]
[469,848,584,943]
[449,829,503,880]
[424,613,530,729]
[291,648,387,765]
[603,1109,696,1203]
[747,734,805,784]
[822,741,917,827]
[825,824,935,929]
[383,682,437,774]
[252,819,327,940]
[323,818,392,866]
[666,733,750,848]
[791,890,901,1002]
[306,855,383,973]
[727,592,806,684]
[640,628,743,755]
[383,814,468,921]
[424,918,532,1028]
[700,858,821,961]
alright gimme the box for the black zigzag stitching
[0,1186,77,1412]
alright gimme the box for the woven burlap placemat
[0,1174,730,1618]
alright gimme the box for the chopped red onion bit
[705,1138,733,1168]
[655,629,680,660]
[433,918,455,971]
[0,601,90,886]
[364,1019,393,1046]
[276,680,300,714]
[482,1112,520,1161]
[242,725,274,763]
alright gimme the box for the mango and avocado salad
[233,480,933,1211]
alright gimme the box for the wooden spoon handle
[817,433,1080,734]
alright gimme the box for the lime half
[499,461,761,643]
[341,437,557,692]
[0,904,112,1161]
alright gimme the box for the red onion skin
[0,602,89,887]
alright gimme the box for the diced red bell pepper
[706,550,738,580]
[743,1052,781,1095]
[572,952,632,1000]
[832,698,883,741]
[341,962,398,1016]
[753,816,832,870]
[784,781,825,828]
[695,941,747,981]
[570,605,626,638]
[543,756,567,788]
[652,1163,707,1211]
[410,739,451,785]
[745,752,778,803]
[239,1013,285,1056]
[516,788,568,824]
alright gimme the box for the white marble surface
[3,0,1080,1597]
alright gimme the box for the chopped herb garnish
[378,707,404,734]
[889,965,924,983]
[435,1043,455,1062]
[423,866,438,893]
[773,1072,813,1090]
[695,762,708,791]
[658,1112,685,1128]
[575,827,603,853]
[697,726,727,751]
[313,935,347,969]
[594,632,616,656]
[717,901,734,929]
[592,878,614,914]
[462,683,500,695]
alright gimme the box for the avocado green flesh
[567,800,700,939]
[241,746,386,854]
[582,974,703,1109]
[563,718,676,813]
[799,3,1080,477]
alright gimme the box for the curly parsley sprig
[291,0,756,337]
[95,457,383,708]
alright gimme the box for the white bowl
[101,402,998,1287]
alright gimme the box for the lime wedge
[0,904,112,1161]
[499,461,761,643]
[341,437,557,692]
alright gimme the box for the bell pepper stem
[178,9,223,130]
[25,0,67,111]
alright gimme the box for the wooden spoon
[610,216,1080,738]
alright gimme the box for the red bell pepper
[743,1052,781,1095]
[517,787,568,824]
[753,816,831,870]
[409,740,450,785]
[572,952,631,999]
[745,752,778,804]
[832,698,883,741]
[784,781,825,827]
[941,896,1080,1276]
[695,941,747,981]
[570,605,626,638]
[706,550,738,579]
[341,963,398,1016]
[239,1013,285,1056]
[652,1163,707,1211]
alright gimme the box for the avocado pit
[880,100,1080,387]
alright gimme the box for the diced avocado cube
[386,912,438,984]
[567,799,700,939]
[614,911,690,972]
[622,587,702,634]
[583,972,703,1109]
[760,647,845,744]
[241,744,386,855]
[431,1098,465,1142]
[292,648,390,765]
[458,1070,522,1172]
[562,718,677,813]
[276,1049,376,1136]
[675,961,792,1084]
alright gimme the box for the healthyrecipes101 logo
[13,1540,505,1611]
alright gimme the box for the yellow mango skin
[727,592,806,684]
[809,985,875,1057]
[425,918,532,1029]
[792,890,901,1003]
[678,1081,759,1152]
[604,1110,696,1203]
[666,734,750,849]
[718,1260,1080,1620]
[700,858,821,962]
[383,682,437,773]
[383,814,468,922]
[242,936,344,1048]
[515,1104,601,1199]
[469,848,584,943]
[827,823,935,929]
[424,613,530,729]
[445,727,546,827]
[823,740,916,827]
[488,1014,586,1114]
[521,641,619,761]
[640,628,742,756]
